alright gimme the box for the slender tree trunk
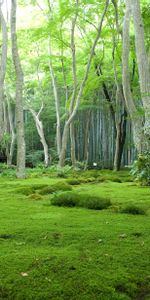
[11,0,26,178]
[5,91,16,166]
[84,110,91,170]
[70,122,76,167]
[59,0,109,167]
[29,107,50,167]
[122,0,144,153]
[130,0,150,143]
[48,37,61,157]
[68,4,79,168]
[0,5,8,142]
[96,64,116,137]
[114,86,127,170]
[59,124,69,167]
[38,1,61,159]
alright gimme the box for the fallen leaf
[21,272,28,277]
[119,234,127,239]
[98,239,103,243]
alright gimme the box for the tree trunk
[0,5,8,142]
[70,122,76,167]
[29,107,50,167]
[84,110,91,170]
[48,36,61,158]
[5,91,16,166]
[11,0,26,178]
[122,0,144,153]
[131,0,150,144]
[114,86,127,171]
[59,123,69,167]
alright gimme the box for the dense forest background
[0,0,150,177]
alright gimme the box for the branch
[69,0,78,113]
[67,0,110,126]
[37,102,44,117]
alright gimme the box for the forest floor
[0,169,150,300]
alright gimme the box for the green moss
[79,195,111,210]
[51,191,79,207]
[0,171,150,300]
[66,178,81,185]
[77,176,96,184]
[97,175,122,183]
[28,193,43,200]
[39,182,72,195]
[51,191,111,210]
[16,186,36,195]
[121,205,147,215]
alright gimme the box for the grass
[0,170,150,299]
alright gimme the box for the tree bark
[84,110,91,170]
[48,36,61,158]
[0,5,8,143]
[11,0,26,178]
[6,97,16,166]
[130,0,150,144]
[68,3,78,167]
[70,122,76,167]
[113,85,127,171]
[111,20,127,171]
[29,106,50,167]
[122,0,144,153]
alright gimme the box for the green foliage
[121,205,146,215]
[1,133,11,149]
[0,164,16,178]
[56,165,73,178]
[26,150,44,167]
[51,191,111,210]
[39,182,72,195]
[131,152,150,185]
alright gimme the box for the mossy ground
[0,170,150,299]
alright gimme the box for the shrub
[51,191,111,210]
[79,195,111,210]
[39,182,72,195]
[56,165,73,178]
[51,191,79,207]
[0,163,16,178]
[131,152,150,185]
[66,178,81,185]
[26,150,44,167]
[121,205,146,215]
